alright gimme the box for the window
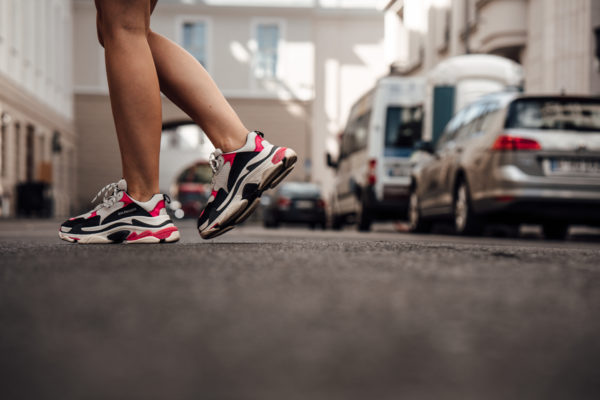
[341,111,371,158]
[384,106,423,157]
[505,98,600,132]
[182,20,207,67]
[436,108,466,151]
[255,23,280,79]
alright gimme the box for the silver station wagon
[408,93,600,239]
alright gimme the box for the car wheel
[453,180,484,236]
[408,190,432,233]
[357,202,372,232]
[264,216,279,229]
[331,214,343,230]
[542,223,569,240]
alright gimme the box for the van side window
[354,111,370,152]
[340,131,353,158]
[341,111,370,158]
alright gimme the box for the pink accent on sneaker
[211,190,218,199]
[87,211,97,219]
[69,217,76,221]
[121,192,134,206]
[255,134,264,152]
[272,147,287,164]
[149,200,165,217]
[126,226,178,241]
[222,153,236,165]
[69,237,79,242]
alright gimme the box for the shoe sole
[200,149,297,239]
[59,224,180,244]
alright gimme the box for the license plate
[295,200,313,209]
[388,165,411,177]
[544,158,600,175]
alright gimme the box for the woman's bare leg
[147,30,248,152]
[95,0,161,201]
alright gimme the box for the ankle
[219,131,248,153]
[127,187,157,202]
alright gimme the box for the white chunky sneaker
[59,179,180,244]
[197,131,297,239]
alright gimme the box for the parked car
[408,93,600,239]
[263,182,326,229]
[327,76,426,231]
[171,161,213,218]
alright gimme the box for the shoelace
[91,181,122,210]
[209,149,224,184]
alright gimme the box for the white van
[423,54,523,144]
[327,76,426,231]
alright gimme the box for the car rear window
[505,98,600,132]
[384,106,423,157]
[280,183,321,198]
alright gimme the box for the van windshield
[505,98,600,132]
[384,106,423,157]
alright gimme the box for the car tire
[357,202,372,232]
[264,216,279,229]
[453,179,484,236]
[331,214,343,230]
[408,189,432,233]
[542,223,569,240]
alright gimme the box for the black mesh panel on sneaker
[197,189,229,229]
[226,152,261,189]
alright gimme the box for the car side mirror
[415,141,434,154]
[326,152,338,169]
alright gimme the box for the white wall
[386,0,600,96]
[0,0,76,217]
[0,0,73,120]
[524,0,596,95]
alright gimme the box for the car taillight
[316,199,326,209]
[277,197,291,208]
[367,159,377,186]
[491,135,541,151]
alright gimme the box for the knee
[96,0,150,41]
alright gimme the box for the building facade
[0,0,76,217]
[73,0,387,206]
[384,0,600,95]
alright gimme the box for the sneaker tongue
[117,179,127,192]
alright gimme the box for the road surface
[1,219,599,399]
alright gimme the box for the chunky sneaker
[198,131,297,239]
[59,179,180,244]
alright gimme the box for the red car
[173,162,213,218]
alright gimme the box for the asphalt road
[1,219,599,400]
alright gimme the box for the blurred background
[0,0,598,233]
